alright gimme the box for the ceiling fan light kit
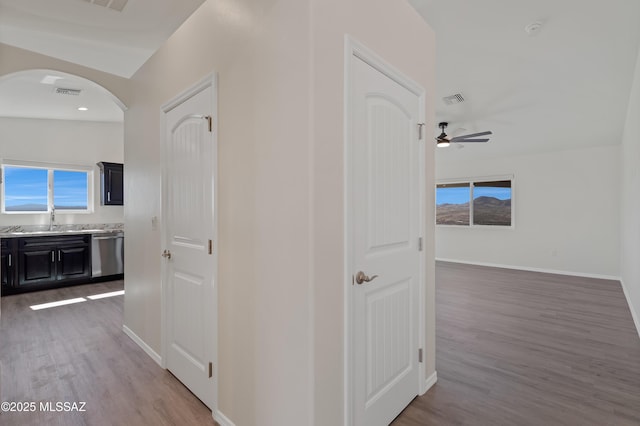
[435,122,492,148]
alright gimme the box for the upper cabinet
[97,162,124,206]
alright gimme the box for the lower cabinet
[2,235,91,295]
[1,239,16,291]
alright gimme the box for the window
[436,178,512,227]
[4,167,48,212]
[2,163,92,213]
[53,170,89,210]
[472,180,511,226]
[435,183,470,225]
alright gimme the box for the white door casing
[161,76,218,411]
[345,39,426,426]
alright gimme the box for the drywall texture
[436,145,620,278]
[124,1,310,425]
[621,43,640,334]
[0,117,124,226]
[123,0,436,425]
[0,43,131,108]
[310,1,436,425]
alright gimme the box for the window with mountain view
[436,183,470,225]
[436,178,512,227]
[473,180,511,226]
[2,165,91,213]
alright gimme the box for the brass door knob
[355,271,378,285]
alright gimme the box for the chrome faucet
[49,206,55,231]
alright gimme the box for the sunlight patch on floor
[87,290,125,300]
[30,297,87,311]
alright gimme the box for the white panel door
[163,85,215,409]
[351,56,421,426]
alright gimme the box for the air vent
[54,88,82,96]
[442,93,465,105]
[81,0,128,12]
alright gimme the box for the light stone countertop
[0,223,124,238]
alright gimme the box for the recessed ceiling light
[525,21,543,36]
[41,75,63,85]
[78,107,89,111]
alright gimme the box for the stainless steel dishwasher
[91,231,124,277]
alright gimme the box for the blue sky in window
[54,170,88,209]
[436,186,469,205]
[437,185,511,205]
[473,187,511,200]
[4,167,88,211]
[4,167,48,210]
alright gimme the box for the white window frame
[436,174,514,229]
[1,159,94,215]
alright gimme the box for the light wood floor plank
[393,261,640,426]
[0,281,217,426]
[3,263,639,425]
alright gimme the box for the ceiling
[0,0,205,78]
[1,0,639,137]
[0,0,205,122]
[0,69,124,122]
[410,0,640,158]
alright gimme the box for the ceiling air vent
[81,0,129,12]
[442,93,465,106]
[54,88,82,96]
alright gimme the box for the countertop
[0,223,124,239]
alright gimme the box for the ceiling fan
[436,122,492,148]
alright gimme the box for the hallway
[0,280,215,426]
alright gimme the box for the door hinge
[208,362,213,378]
[418,348,423,363]
[418,237,423,252]
[417,123,425,140]
[208,239,213,255]
[206,115,213,132]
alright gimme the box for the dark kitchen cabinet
[1,239,17,291]
[97,162,124,206]
[17,235,91,290]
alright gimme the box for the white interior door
[349,54,423,426]
[163,82,216,409]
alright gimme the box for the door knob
[162,249,172,260]
[355,271,378,285]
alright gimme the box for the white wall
[123,0,435,425]
[124,2,310,424]
[310,1,436,425]
[621,42,640,335]
[436,145,620,279]
[0,117,124,226]
[0,43,131,108]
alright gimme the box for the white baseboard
[423,371,438,393]
[213,409,235,426]
[620,280,640,339]
[122,325,162,366]
[420,371,437,395]
[436,258,621,281]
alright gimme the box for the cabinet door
[98,162,124,206]
[107,166,124,205]
[1,242,14,289]
[57,246,91,280]
[19,249,57,286]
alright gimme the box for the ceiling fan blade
[451,130,492,141]
[452,139,489,143]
